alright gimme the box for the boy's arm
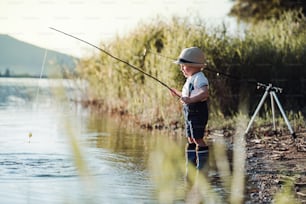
[181,85,208,104]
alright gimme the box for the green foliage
[273,179,298,204]
[229,0,306,23]
[77,11,306,129]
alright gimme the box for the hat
[174,47,205,68]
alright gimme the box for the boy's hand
[181,97,192,104]
[169,88,181,97]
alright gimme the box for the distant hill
[0,34,77,77]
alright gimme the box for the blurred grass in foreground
[148,113,247,203]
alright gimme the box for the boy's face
[180,64,201,77]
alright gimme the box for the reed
[77,10,306,130]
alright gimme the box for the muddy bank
[206,127,306,203]
[239,129,306,203]
[78,99,183,130]
[244,130,306,203]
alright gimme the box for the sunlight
[0,0,233,57]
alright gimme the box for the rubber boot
[185,143,197,183]
[196,145,209,170]
[185,143,197,166]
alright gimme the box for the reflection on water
[0,78,157,203]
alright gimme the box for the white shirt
[182,72,209,98]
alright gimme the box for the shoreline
[83,100,306,203]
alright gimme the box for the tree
[4,68,10,77]
[229,0,306,23]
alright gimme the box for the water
[5,78,304,203]
[0,78,157,204]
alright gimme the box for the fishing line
[49,27,180,98]
[34,49,48,105]
[28,48,48,141]
[146,50,300,138]
[146,49,242,82]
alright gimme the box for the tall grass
[77,11,306,130]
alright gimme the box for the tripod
[245,83,296,139]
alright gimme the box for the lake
[0,77,165,204]
[2,78,274,204]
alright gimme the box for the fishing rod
[49,27,180,98]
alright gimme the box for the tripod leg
[245,89,269,134]
[271,91,296,138]
[270,92,276,131]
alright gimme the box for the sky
[1,0,234,57]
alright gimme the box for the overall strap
[188,75,196,97]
